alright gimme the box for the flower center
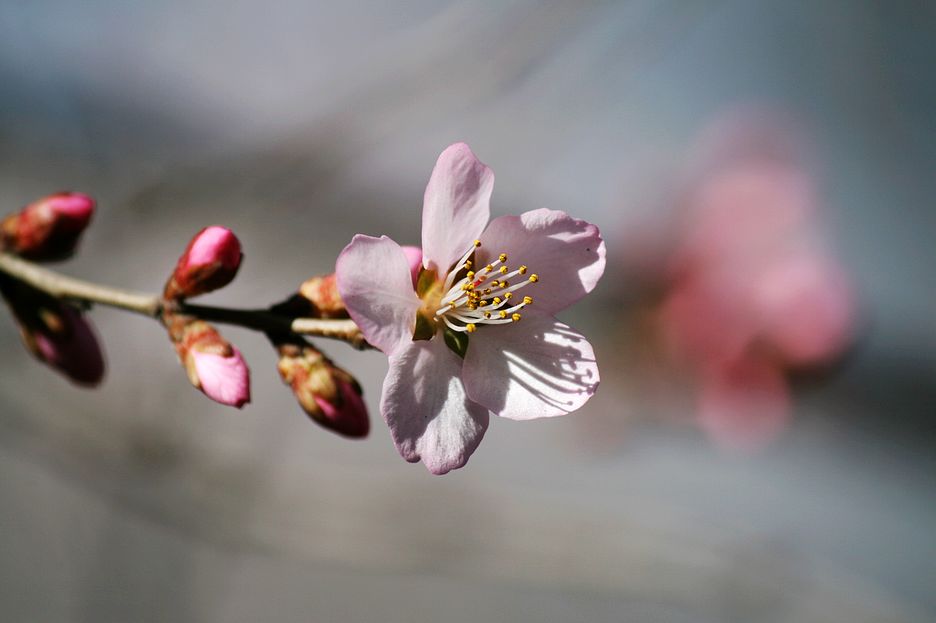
[432,239,537,334]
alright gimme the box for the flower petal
[478,208,605,314]
[336,235,422,356]
[421,143,494,273]
[381,338,489,475]
[462,312,599,420]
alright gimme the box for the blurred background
[0,1,934,621]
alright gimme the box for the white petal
[463,312,599,420]
[336,235,422,356]
[421,143,494,273]
[478,208,605,314]
[381,338,489,474]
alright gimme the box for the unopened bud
[166,316,250,408]
[298,274,347,318]
[164,226,242,299]
[275,340,368,437]
[1,192,95,261]
[401,245,423,287]
[1,281,105,386]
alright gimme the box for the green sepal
[443,326,469,359]
[413,312,435,342]
[416,268,438,298]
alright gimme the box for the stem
[0,252,368,348]
[0,252,159,316]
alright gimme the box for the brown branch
[0,252,368,348]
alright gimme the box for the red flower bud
[164,226,242,299]
[1,280,105,386]
[1,192,95,261]
[166,316,250,408]
[275,340,368,437]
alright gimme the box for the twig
[0,252,367,347]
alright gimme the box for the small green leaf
[443,326,469,359]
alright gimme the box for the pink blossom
[653,114,856,449]
[336,143,605,474]
[165,226,243,299]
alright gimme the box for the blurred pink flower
[651,114,856,449]
[337,143,605,474]
[165,225,243,299]
[697,356,791,452]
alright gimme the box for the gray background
[0,2,933,621]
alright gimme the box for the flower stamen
[432,240,537,333]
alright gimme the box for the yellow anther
[511,313,522,322]
[461,283,471,291]
[498,253,508,262]
[467,303,477,310]
[501,280,510,287]
[518,265,528,275]
[483,311,491,319]
[499,310,507,319]
[465,260,473,269]
[479,300,488,306]
[485,264,493,272]
[466,323,477,333]
[474,240,482,247]
[449,301,456,308]
[522,296,533,305]
[505,292,513,300]
[529,274,539,283]
[493,297,501,305]
[499,266,508,274]
[466,271,475,279]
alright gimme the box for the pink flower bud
[1,192,95,261]
[166,317,250,408]
[275,341,369,437]
[24,304,105,386]
[401,245,423,287]
[298,273,347,318]
[164,226,242,299]
[314,378,369,438]
[187,345,250,408]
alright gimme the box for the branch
[0,252,367,348]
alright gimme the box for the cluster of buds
[160,226,369,435]
[161,226,250,407]
[0,192,104,385]
[0,197,370,438]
